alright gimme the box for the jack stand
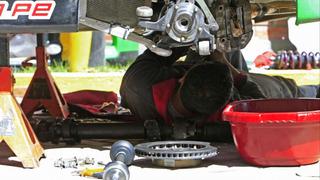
[0,67,44,168]
[21,34,69,119]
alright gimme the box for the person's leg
[298,85,320,98]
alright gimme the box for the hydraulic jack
[0,34,44,168]
[21,34,69,119]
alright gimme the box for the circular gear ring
[135,141,218,168]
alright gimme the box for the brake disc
[135,141,218,168]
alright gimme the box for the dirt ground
[0,140,319,180]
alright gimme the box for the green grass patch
[261,71,320,86]
[15,76,123,94]
[14,62,132,73]
[14,70,319,95]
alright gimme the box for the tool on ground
[20,34,69,119]
[103,140,135,180]
[78,168,104,177]
[54,156,95,168]
[54,157,78,168]
[135,141,218,168]
[0,34,44,168]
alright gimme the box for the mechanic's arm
[209,50,245,85]
[130,48,189,84]
[137,47,188,66]
[209,50,266,99]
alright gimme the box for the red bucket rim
[223,98,320,123]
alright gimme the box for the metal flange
[135,141,218,168]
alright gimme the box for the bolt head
[136,6,153,18]
[175,5,179,9]
[166,24,171,28]
[194,7,198,12]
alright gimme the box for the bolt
[194,7,198,12]
[198,27,203,32]
[166,24,171,28]
[181,37,186,42]
[175,5,179,9]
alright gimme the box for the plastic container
[223,99,320,166]
[60,32,92,72]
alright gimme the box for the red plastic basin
[223,99,320,166]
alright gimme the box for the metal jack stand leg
[21,34,69,119]
[0,34,44,168]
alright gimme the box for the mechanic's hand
[209,49,241,77]
[209,50,228,64]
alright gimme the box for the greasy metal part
[172,119,196,140]
[110,140,135,165]
[103,140,135,180]
[152,159,202,167]
[251,1,296,18]
[254,13,296,23]
[80,17,172,57]
[80,17,132,39]
[250,0,295,3]
[81,0,294,56]
[80,0,172,57]
[251,1,296,23]
[135,141,218,168]
[198,41,211,55]
[33,115,233,144]
[195,0,219,31]
[138,0,217,55]
[57,120,146,141]
[103,162,129,180]
[144,120,161,141]
[211,0,253,52]
[0,34,9,67]
[127,33,173,57]
[136,6,154,19]
[54,157,79,168]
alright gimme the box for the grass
[86,63,131,73]
[13,67,319,97]
[14,62,131,73]
[14,76,123,94]
[257,70,320,86]
[13,62,132,95]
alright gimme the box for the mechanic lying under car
[120,49,320,139]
